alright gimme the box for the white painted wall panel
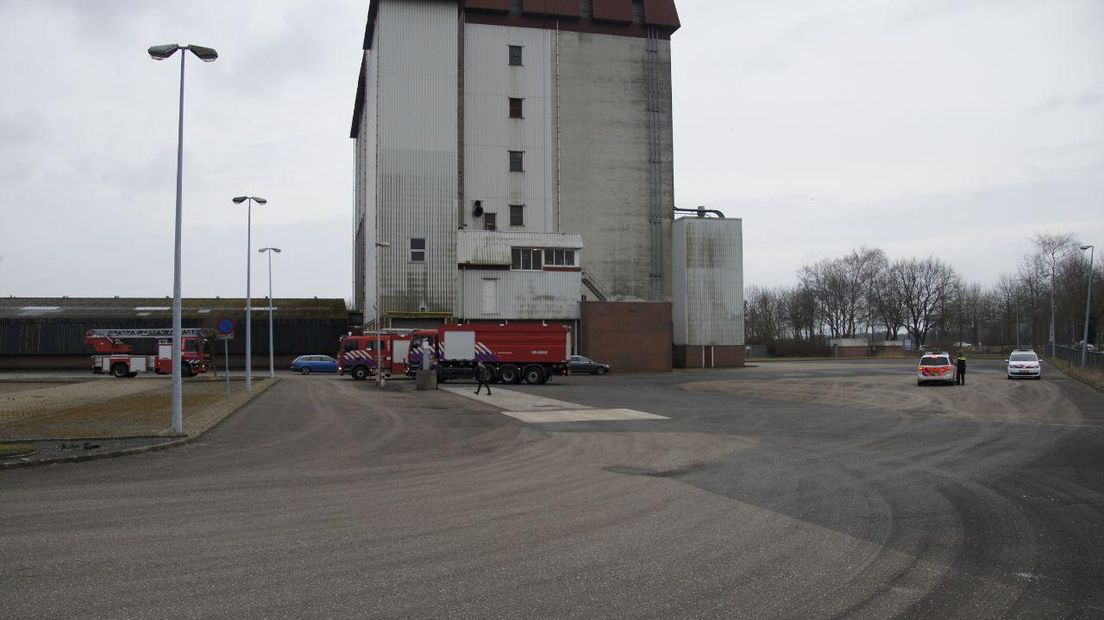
[459,270,581,320]
[463,24,555,233]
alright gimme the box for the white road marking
[441,387,668,424]
[502,408,668,423]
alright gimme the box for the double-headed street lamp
[1081,244,1095,368]
[148,43,218,434]
[259,247,282,378]
[375,241,391,388]
[233,196,267,392]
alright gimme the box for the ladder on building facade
[581,268,610,302]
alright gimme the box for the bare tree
[889,256,959,348]
[870,257,904,340]
[745,285,785,345]
[1032,232,1077,350]
[1017,251,1048,348]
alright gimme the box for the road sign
[217,318,235,336]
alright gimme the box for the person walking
[956,353,967,386]
[474,360,492,395]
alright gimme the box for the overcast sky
[1,0,1101,301]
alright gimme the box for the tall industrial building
[351,0,744,367]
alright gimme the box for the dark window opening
[509,204,524,227]
[511,248,542,271]
[484,212,497,231]
[508,45,523,66]
[509,97,523,119]
[410,237,426,262]
[509,150,524,172]
[548,249,576,266]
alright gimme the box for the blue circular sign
[217,318,235,335]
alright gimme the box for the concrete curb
[0,377,282,470]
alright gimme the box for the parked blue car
[290,355,338,375]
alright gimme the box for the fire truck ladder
[87,328,208,339]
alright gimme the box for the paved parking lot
[2,359,1102,617]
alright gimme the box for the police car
[1007,349,1042,380]
[917,352,958,386]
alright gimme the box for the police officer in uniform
[956,353,967,385]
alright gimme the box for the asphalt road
[2,359,1102,618]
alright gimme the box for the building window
[509,204,524,227]
[483,212,497,231]
[511,248,542,271]
[509,150,524,172]
[508,45,523,66]
[548,249,576,266]
[631,0,643,23]
[410,237,426,262]
[509,97,523,119]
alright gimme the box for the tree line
[745,234,1101,356]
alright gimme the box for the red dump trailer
[407,322,571,384]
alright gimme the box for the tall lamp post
[259,247,282,378]
[148,43,218,434]
[1080,244,1095,367]
[375,241,391,387]
[233,195,267,392]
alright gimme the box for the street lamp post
[1081,244,1095,367]
[233,196,267,392]
[375,241,391,388]
[148,43,218,434]
[259,247,282,378]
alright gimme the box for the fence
[1050,344,1104,369]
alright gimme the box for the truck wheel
[524,365,546,385]
[111,363,129,378]
[498,364,521,384]
[351,366,369,380]
[183,364,195,378]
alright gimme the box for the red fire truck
[336,331,414,380]
[84,328,211,378]
[407,322,571,384]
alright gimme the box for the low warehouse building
[0,297,350,370]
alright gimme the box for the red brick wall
[580,302,671,373]
[835,346,868,358]
[673,345,745,368]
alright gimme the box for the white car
[1007,350,1041,380]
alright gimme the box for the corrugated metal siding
[360,46,380,315]
[377,0,459,316]
[672,221,687,343]
[459,270,581,319]
[0,297,350,356]
[463,24,556,233]
[457,230,583,264]
[0,318,349,357]
[672,218,744,346]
